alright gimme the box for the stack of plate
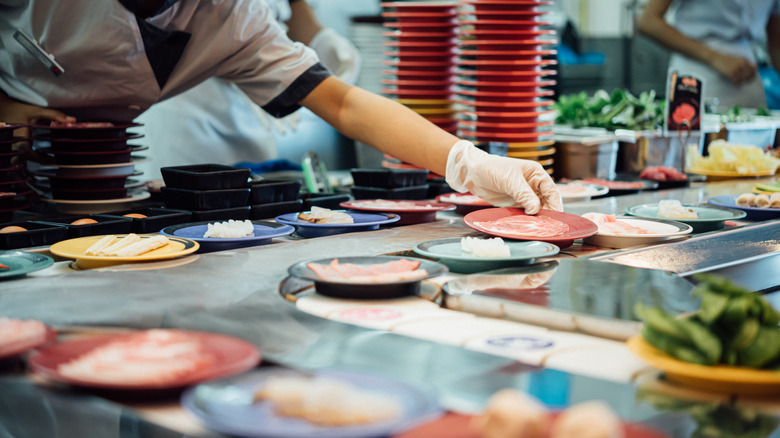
[28,122,150,213]
[0,123,37,221]
[456,0,557,173]
[381,1,459,134]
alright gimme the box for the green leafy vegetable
[553,88,665,131]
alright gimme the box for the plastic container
[300,193,351,211]
[351,185,430,200]
[191,206,251,222]
[161,164,250,190]
[0,221,68,249]
[248,179,302,204]
[32,214,134,238]
[552,135,618,180]
[250,200,303,220]
[161,187,250,210]
[350,168,429,188]
[100,207,192,233]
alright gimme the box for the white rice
[461,236,511,258]
[657,200,698,219]
[203,220,255,238]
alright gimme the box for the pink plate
[464,208,598,248]
[341,200,455,225]
[0,324,57,360]
[29,330,261,390]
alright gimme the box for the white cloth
[0,0,320,121]
[666,0,780,108]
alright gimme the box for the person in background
[136,0,361,180]
[0,0,561,214]
[637,0,780,109]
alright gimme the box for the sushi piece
[735,193,757,207]
[755,194,771,208]
[57,329,214,385]
[551,401,624,438]
[657,200,698,219]
[254,375,401,426]
[471,389,551,438]
[203,219,255,238]
[770,193,780,208]
[298,206,354,224]
[113,235,170,257]
[98,234,141,256]
[461,236,511,258]
[84,235,117,256]
[582,213,653,235]
[0,318,48,356]
[0,263,9,270]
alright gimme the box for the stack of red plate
[381,1,459,134]
[28,122,150,210]
[0,123,37,221]
[456,0,557,173]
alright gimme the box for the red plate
[381,2,457,12]
[382,78,454,86]
[460,39,559,49]
[383,31,457,38]
[383,40,457,48]
[384,49,458,59]
[457,130,554,141]
[459,29,554,38]
[464,208,598,248]
[383,89,456,100]
[457,78,555,88]
[384,20,458,28]
[28,330,261,390]
[461,0,551,6]
[381,12,457,19]
[458,9,547,16]
[457,100,554,108]
[383,70,456,79]
[459,49,556,59]
[459,120,553,131]
[0,322,57,360]
[341,200,455,225]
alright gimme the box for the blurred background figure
[637,0,780,109]
[137,0,362,180]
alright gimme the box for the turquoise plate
[625,203,746,233]
[0,250,54,280]
[413,237,559,274]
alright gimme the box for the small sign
[665,72,703,133]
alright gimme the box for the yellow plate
[396,98,452,105]
[626,335,780,395]
[50,234,199,269]
[686,167,776,179]
[414,107,457,115]
[505,147,555,158]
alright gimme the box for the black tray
[350,168,429,188]
[190,206,251,222]
[161,187,250,210]
[161,164,250,190]
[351,184,430,200]
[99,207,192,233]
[300,193,351,211]
[248,179,302,204]
[0,221,68,249]
[250,200,303,220]
[32,214,134,238]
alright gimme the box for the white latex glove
[309,27,362,85]
[445,140,563,214]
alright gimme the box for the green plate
[0,251,54,280]
[413,237,559,274]
[625,203,747,233]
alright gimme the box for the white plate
[583,216,692,249]
[556,183,609,202]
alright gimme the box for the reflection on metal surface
[591,221,780,292]
[279,274,443,305]
[442,259,696,340]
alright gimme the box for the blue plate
[625,203,746,233]
[181,367,442,438]
[275,211,401,238]
[413,237,559,273]
[160,220,294,252]
[0,250,54,280]
[707,195,780,221]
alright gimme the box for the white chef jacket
[667,0,780,108]
[0,0,330,121]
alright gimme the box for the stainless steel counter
[1,176,778,437]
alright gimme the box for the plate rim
[707,194,780,214]
[340,199,456,213]
[160,220,295,243]
[0,251,55,279]
[288,255,447,285]
[49,234,199,262]
[463,207,599,242]
[413,237,560,262]
[274,210,401,228]
[589,216,693,238]
[624,202,748,222]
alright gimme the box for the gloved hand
[445,140,562,214]
[309,27,362,85]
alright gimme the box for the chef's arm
[286,0,323,45]
[637,0,757,85]
[0,88,74,125]
[300,76,457,176]
[768,15,780,73]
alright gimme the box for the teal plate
[0,250,54,280]
[413,237,559,274]
[624,203,747,233]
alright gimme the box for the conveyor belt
[590,220,780,293]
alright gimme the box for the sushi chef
[0,0,562,214]
[638,0,780,108]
